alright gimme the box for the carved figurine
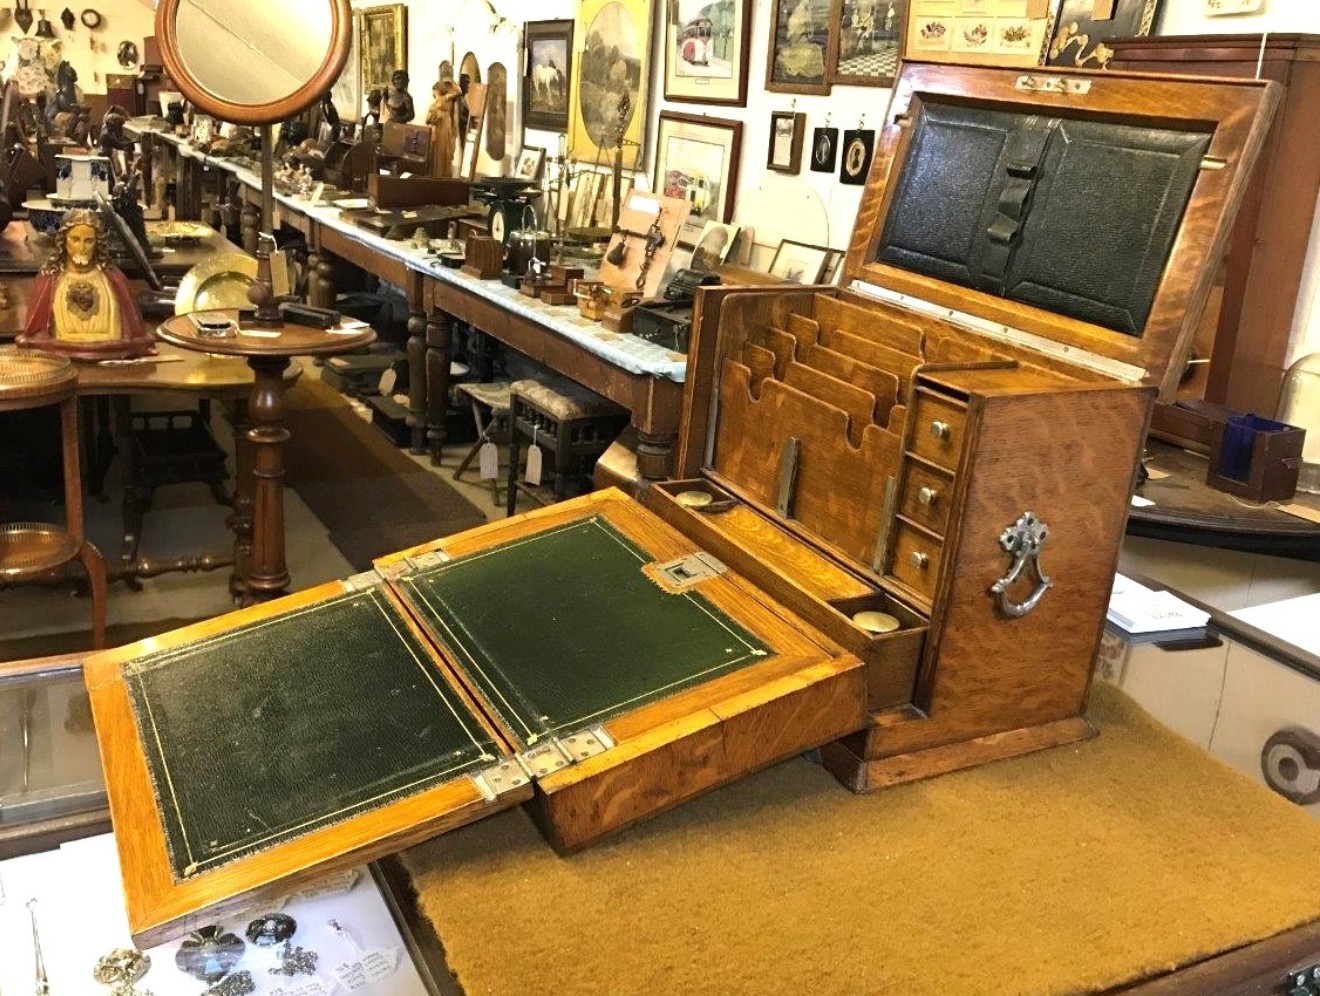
[45,61,88,140]
[98,104,136,177]
[19,208,154,360]
[362,88,383,142]
[318,90,342,145]
[385,69,414,123]
[427,78,462,178]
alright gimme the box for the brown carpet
[402,683,1320,996]
[283,377,485,570]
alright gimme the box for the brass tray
[174,252,256,315]
[153,221,214,247]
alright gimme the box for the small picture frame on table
[767,111,806,174]
[515,146,546,181]
[768,239,835,284]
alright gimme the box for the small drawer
[889,523,943,602]
[909,392,967,468]
[899,462,955,537]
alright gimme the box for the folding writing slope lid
[842,62,1279,399]
[86,489,864,945]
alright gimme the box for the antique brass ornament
[989,511,1053,618]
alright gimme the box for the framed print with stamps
[905,0,1052,68]
[568,0,653,169]
[829,0,905,86]
[664,0,753,106]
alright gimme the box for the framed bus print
[654,111,743,248]
[664,0,753,106]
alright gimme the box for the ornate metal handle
[989,511,1053,618]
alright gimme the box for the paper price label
[332,949,398,990]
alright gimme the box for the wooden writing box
[85,63,1276,946]
[85,490,864,944]
[665,62,1276,790]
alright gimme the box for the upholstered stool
[453,381,512,506]
[0,348,107,649]
[506,376,627,516]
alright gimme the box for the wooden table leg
[228,398,255,600]
[636,429,676,481]
[240,201,259,255]
[407,307,428,455]
[426,308,454,465]
[245,357,292,602]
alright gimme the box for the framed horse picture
[523,19,574,134]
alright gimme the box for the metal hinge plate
[343,570,383,592]
[651,551,728,591]
[471,726,616,800]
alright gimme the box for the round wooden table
[157,312,375,601]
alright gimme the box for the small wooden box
[1206,413,1305,502]
[83,63,1278,946]
[460,236,504,280]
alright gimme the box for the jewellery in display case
[269,942,319,977]
[245,912,297,947]
[93,947,154,995]
[202,970,255,996]
[175,925,246,983]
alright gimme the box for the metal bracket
[652,551,728,591]
[1015,74,1093,95]
[989,511,1053,618]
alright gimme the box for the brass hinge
[343,570,383,592]
[472,726,615,801]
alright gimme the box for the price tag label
[332,949,398,990]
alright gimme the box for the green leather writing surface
[395,515,771,745]
[123,588,500,881]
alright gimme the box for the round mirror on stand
[155,0,352,319]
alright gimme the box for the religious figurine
[98,104,136,178]
[427,78,462,178]
[19,208,155,361]
[385,70,414,124]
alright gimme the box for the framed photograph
[523,19,573,134]
[810,126,838,173]
[568,0,653,169]
[654,110,744,248]
[515,146,546,182]
[766,0,835,95]
[689,220,741,272]
[829,0,905,86]
[840,128,875,186]
[1047,0,1162,69]
[663,0,753,106]
[358,4,407,96]
[768,239,834,284]
[767,111,805,174]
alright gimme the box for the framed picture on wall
[663,0,754,106]
[829,0,905,86]
[767,111,805,174]
[766,0,835,95]
[358,3,407,96]
[654,110,743,248]
[523,19,574,134]
[905,0,1052,68]
[1047,0,1163,69]
[568,0,653,169]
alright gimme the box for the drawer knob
[909,551,929,570]
[929,420,952,441]
[917,486,939,507]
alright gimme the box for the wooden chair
[505,377,626,516]
[0,348,107,649]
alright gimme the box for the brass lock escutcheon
[989,511,1053,618]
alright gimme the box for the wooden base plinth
[820,716,1097,793]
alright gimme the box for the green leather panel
[123,588,501,881]
[395,515,771,745]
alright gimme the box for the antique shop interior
[2,0,1320,992]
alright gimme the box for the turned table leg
[240,201,259,255]
[228,399,255,600]
[425,309,454,464]
[245,357,292,602]
[407,307,428,455]
[636,429,676,481]
[312,254,337,310]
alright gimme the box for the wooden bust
[386,69,415,123]
[19,208,154,361]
